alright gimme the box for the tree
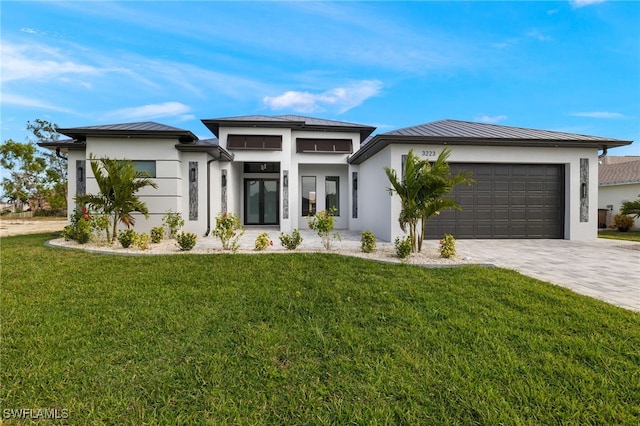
[77,156,158,243]
[385,148,473,253]
[0,139,47,210]
[620,198,640,218]
[0,119,67,211]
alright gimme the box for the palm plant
[620,198,640,218]
[77,155,158,243]
[385,148,473,253]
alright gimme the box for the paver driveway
[455,239,640,312]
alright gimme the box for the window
[325,176,339,215]
[134,161,156,178]
[228,135,282,151]
[296,138,352,153]
[301,176,316,216]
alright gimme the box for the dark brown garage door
[424,164,564,239]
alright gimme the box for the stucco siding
[599,183,640,230]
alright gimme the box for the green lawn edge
[2,233,639,424]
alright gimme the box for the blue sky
[1,0,638,156]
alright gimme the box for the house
[39,116,633,241]
[598,156,640,230]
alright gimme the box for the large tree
[385,148,473,252]
[77,156,158,243]
[0,119,67,211]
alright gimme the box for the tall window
[301,176,316,216]
[325,176,339,215]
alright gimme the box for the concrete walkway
[204,229,640,312]
[455,239,640,312]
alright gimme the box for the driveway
[454,239,640,312]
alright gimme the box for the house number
[421,150,437,157]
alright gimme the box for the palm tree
[385,148,473,253]
[77,155,158,243]
[620,198,640,218]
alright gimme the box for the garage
[424,163,565,239]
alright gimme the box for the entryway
[244,179,279,225]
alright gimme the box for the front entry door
[244,179,279,225]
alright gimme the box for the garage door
[424,164,564,239]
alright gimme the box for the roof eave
[174,144,234,161]
[56,128,198,143]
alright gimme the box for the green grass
[2,234,639,424]
[598,229,640,242]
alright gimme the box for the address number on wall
[421,150,438,157]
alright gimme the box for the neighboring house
[598,156,640,230]
[39,116,633,241]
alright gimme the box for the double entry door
[244,179,279,225]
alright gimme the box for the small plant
[308,208,341,250]
[176,231,197,251]
[279,229,303,250]
[439,234,456,259]
[212,212,244,251]
[614,214,634,232]
[135,233,151,250]
[90,214,111,242]
[163,210,184,238]
[361,230,377,253]
[254,232,273,251]
[151,226,165,243]
[118,229,137,248]
[63,206,92,244]
[394,236,412,259]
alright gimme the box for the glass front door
[244,179,279,225]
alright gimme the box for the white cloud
[526,29,553,42]
[474,115,508,124]
[570,111,626,119]
[1,93,75,113]
[0,41,102,83]
[263,80,383,114]
[570,0,606,8]
[102,102,192,121]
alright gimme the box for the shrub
[394,236,412,259]
[361,230,377,253]
[163,210,184,238]
[308,208,341,250]
[151,226,165,243]
[613,214,634,232]
[176,231,197,251]
[439,234,456,259]
[254,232,273,251]
[135,233,151,250]
[64,207,92,244]
[118,229,137,248]
[90,214,111,242]
[212,212,244,251]
[280,229,303,250]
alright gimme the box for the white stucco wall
[599,183,640,230]
[216,126,359,232]
[358,143,600,241]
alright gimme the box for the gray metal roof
[599,158,640,186]
[350,119,634,164]
[201,114,375,142]
[56,121,198,142]
[384,119,626,141]
[174,138,233,161]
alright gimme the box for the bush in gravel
[176,232,197,251]
[394,236,412,259]
[254,232,273,251]
[135,233,151,250]
[439,234,456,259]
[118,229,137,248]
[279,229,303,250]
[151,226,165,243]
[361,230,377,253]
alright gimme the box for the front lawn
[2,234,639,424]
[598,229,640,242]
